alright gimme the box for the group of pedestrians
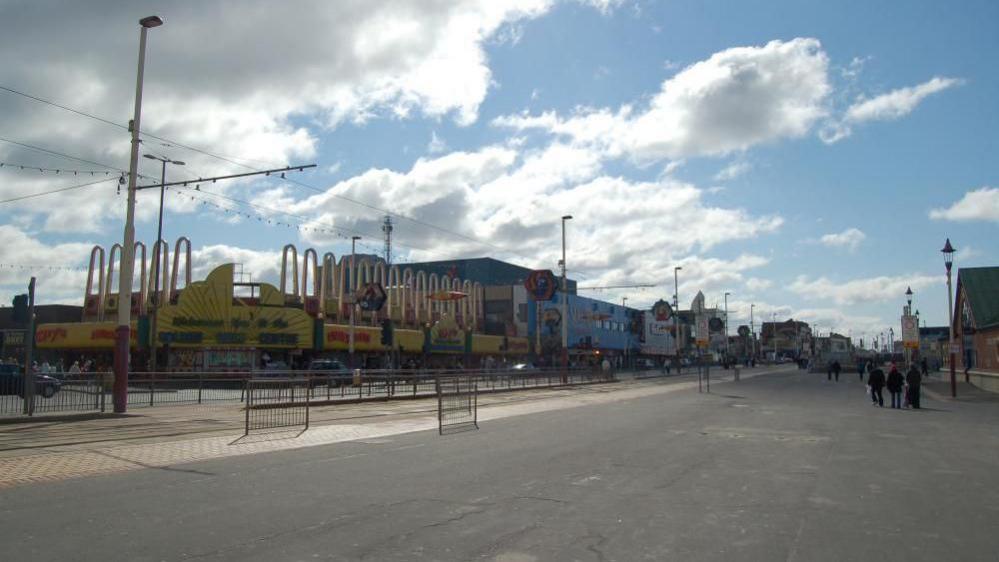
[864,361,922,409]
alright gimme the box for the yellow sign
[470,335,531,355]
[156,264,313,348]
[36,322,138,349]
[324,325,424,352]
[430,317,465,353]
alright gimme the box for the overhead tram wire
[0,136,152,179]
[0,176,118,205]
[0,84,534,261]
[177,184,461,260]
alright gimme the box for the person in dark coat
[868,365,886,407]
[920,357,929,377]
[832,360,841,382]
[886,364,905,409]
[906,364,923,409]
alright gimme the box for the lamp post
[560,215,572,375]
[750,303,755,361]
[349,235,360,369]
[772,312,777,361]
[904,286,913,368]
[723,292,730,359]
[621,297,627,369]
[673,266,682,371]
[114,15,163,414]
[942,238,957,397]
[143,154,184,375]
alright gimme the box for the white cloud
[819,227,866,251]
[427,131,448,155]
[714,160,751,181]
[0,225,95,304]
[789,273,938,306]
[821,76,961,143]
[0,0,569,232]
[929,187,999,223]
[493,38,831,163]
[745,277,772,292]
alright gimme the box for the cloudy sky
[1,0,996,344]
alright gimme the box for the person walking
[920,357,929,377]
[868,364,886,407]
[886,363,904,409]
[906,363,923,409]
[827,361,833,381]
[832,360,841,382]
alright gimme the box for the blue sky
[0,0,996,343]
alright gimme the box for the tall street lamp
[114,15,163,413]
[349,236,361,369]
[143,153,184,374]
[904,286,913,368]
[723,292,731,359]
[942,238,957,397]
[750,303,755,360]
[772,312,777,361]
[560,215,572,374]
[673,266,682,369]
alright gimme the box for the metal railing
[0,366,616,419]
[0,372,106,417]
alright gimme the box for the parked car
[636,358,657,370]
[252,361,292,377]
[306,359,352,386]
[0,364,62,398]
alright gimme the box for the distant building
[760,320,812,358]
[953,267,999,390]
[918,326,949,369]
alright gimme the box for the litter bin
[352,368,362,387]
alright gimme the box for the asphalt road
[2,369,998,561]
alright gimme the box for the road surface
[1,368,997,561]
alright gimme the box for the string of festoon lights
[0,160,122,176]
[171,187,387,255]
[0,263,87,272]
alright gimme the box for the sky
[0,0,996,345]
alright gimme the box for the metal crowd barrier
[1,366,617,420]
[244,378,310,435]
[436,375,478,434]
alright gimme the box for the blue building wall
[531,293,639,352]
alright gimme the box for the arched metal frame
[133,241,147,315]
[83,245,106,321]
[147,239,170,309]
[169,236,192,303]
[104,243,122,314]
[280,244,300,303]
[320,252,338,320]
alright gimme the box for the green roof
[958,267,999,330]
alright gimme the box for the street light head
[941,238,956,268]
[352,236,361,241]
[139,15,163,28]
[143,153,159,161]
[562,215,573,221]
[905,286,913,297]
[172,160,186,166]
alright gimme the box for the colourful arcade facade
[34,240,529,371]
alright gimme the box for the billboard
[640,312,676,355]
